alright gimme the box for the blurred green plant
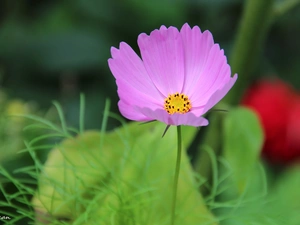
[0,91,50,225]
[1,99,218,225]
[32,123,217,225]
[226,0,300,104]
[196,0,300,208]
[196,106,300,225]
[1,0,300,224]
[1,98,299,225]
[0,91,38,163]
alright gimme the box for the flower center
[164,92,192,115]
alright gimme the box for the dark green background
[0,0,300,129]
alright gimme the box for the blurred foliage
[0,92,49,225]
[0,91,42,163]
[1,0,300,128]
[31,122,216,225]
[1,102,299,224]
[199,106,300,225]
[222,107,264,196]
[1,0,300,224]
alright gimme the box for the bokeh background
[1,0,300,224]
[1,0,299,131]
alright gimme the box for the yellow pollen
[164,92,192,115]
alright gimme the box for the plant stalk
[170,125,182,225]
[225,0,274,104]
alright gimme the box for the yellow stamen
[164,92,192,115]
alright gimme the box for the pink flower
[108,23,237,126]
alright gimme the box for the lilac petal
[180,24,214,97]
[190,44,232,106]
[118,101,152,121]
[138,107,171,124]
[169,112,209,126]
[108,42,165,120]
[138,25,185,96]
[115,78,161,109]
[138,107,209,127]
[115,78,161,121]
[108,42,163,101]
[202,73,238,115]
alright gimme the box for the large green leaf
[32,122,217,225]
[268,165,300,225]
[222,106,264,195]
[215,107,300,225]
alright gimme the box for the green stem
[225,0,274,104]
[79,93,85,134]
[171,125,182,225]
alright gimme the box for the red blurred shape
[242,79,300,165]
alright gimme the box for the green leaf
[222,106,264,195]
[32,122,217,224]
[268,165,300,224]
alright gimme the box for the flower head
[108,23,237,126]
